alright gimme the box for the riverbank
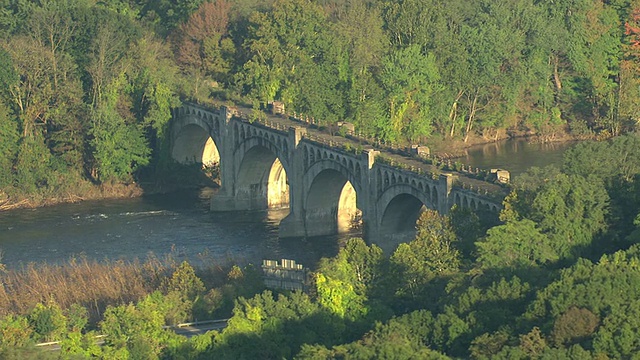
[0,183,144,212]
[428,129,595,160]
[0,172,219,212]
[0,185,212,212]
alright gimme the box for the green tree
[296,310,452,360]
[316,238,385,297]
[59,330,102,358]
[314,238,390,337]
[390,210,461,298]
[142,0,205,35]
[164,261,206,300]
[383,0,438,48]
[129,35,181,176]
[213,290,341,359]
[563,136,640,183]
[593,300,640,358]
[618,0,640,131]
[525,245,640,338]
[238,0,347,124]
[22,1,87,167]
[509,167,609,258]
[562,135,640,247]
[0,101,18,188]
[13,132,54,196]
[157,261,205,324]
[476,219,558,270]
[1,2,88,195]
[0,47,16,101]
[100,296,182,358]
[90,104,150,183]
[3,35,55,138]
[448,206,484,260]
[379,45,441,143]
[447,276,532,340]
[315,272,367,321]
[333,0,387,135]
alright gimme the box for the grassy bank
[0,254,243,324]
[0,162,219,212]
[0,183,144,211]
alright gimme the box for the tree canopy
[2,0,640,203]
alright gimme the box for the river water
[0,139,576,270]
[0,188,346,270]
[462,138,576,178]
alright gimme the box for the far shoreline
[0,129,601,212]
[428,130,596,160]
[0,181,219,212]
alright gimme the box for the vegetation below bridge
[1,135,640,358]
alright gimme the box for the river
[0,139,576,270]
[0,188,347,270]
[462,138,576,178]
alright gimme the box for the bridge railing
[284,111,507,185]
[231,107,290,133]
[244,106,507,199]
[180,102,507,197]
[375,155,506,200]
[300,133,367,157]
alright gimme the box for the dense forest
[1,0,640,204]
[1,135,640,359]
[2,0,640,358]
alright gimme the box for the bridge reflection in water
[171,103,505,252]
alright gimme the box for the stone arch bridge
[172,103,505,252]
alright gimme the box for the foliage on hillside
[2,0,640,358]
[2,0,640,204]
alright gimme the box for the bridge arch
[171,115,221,172]
[233,134,292,210]
[303,163,362,237]
[304,158,363,197]
[376,184,437,252]
[172,104,506,245]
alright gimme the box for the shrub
[552,307,599,346]
[28,301,67,342]
[0,315,32,349]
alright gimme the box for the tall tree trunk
[464,92,478,143]
[50,32,58,90]
[449,90,464,138]
[552,55,562,92]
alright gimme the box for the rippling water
[0,188,350,270]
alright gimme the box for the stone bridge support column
[210,107,239,211]
[278,127,308,237]
[437,174,455,214]
[360,149,379,244]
